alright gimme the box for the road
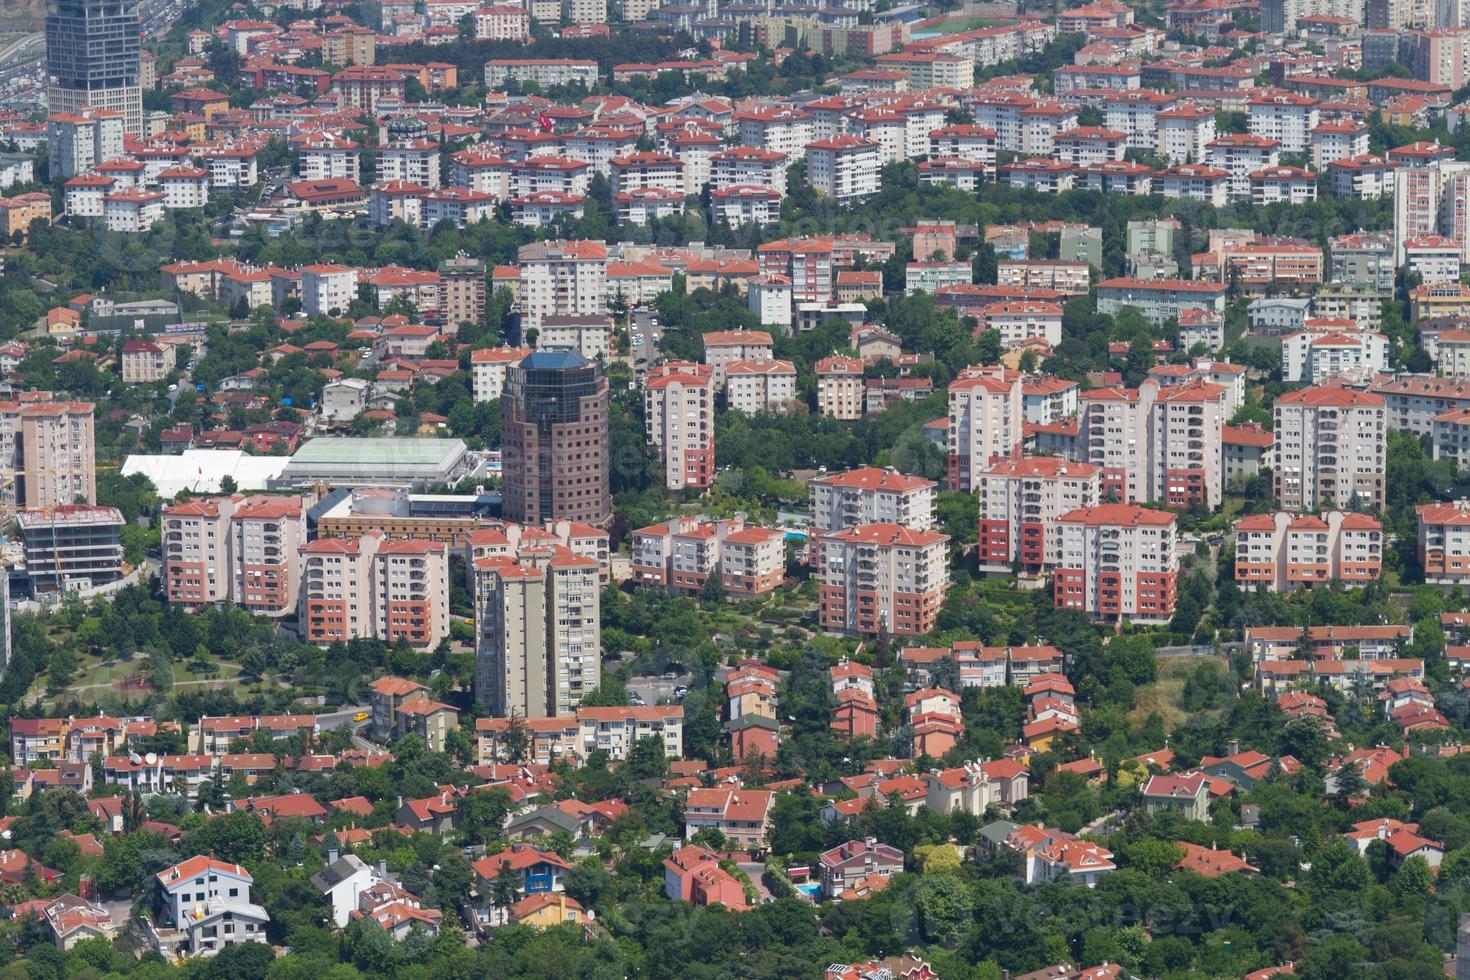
[316,704,371,732]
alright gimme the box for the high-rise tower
[46,0,143,136]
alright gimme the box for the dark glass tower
[46,0,142,134]
[501,349,611,527]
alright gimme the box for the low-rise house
[1140,772,1211,821]
[663,844,750,909]
[153,856,269,958]
[818,838,903,898]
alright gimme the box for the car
[353,711,369,722]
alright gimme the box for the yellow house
[510,892,585,930]
[46,307,80,337]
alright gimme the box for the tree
[912,872,973,948]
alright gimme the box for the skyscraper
[501,349,611,527]
[46,0,143,136]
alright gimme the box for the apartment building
[1052,504,1178,622]
[981,301,1063,349]
[682,787,774,851]
[644,361,717,490]
[474,544,601,717]
[1418,498,1470,585]
[576,706,684,760]
[810,467,937,551]
[517,239,607,331]
[301,533,450,648]
[702,328,773,383]
[163,494,306,617]
[1074,379,1226,508]
[9,398,97,511]
[16,505,124,592]
[1273,386,1387,510]
[805,136,881,202]
[120,339,176,383]
[976,457,1102,575]
[630,517,785,598]
[301,264,357,317]
[816,523,950,637]
[816,356,865,419]
[1282,325,1391,383]
[1247,92,1320,153]
[726,359,797,414]
[947,368,1023,492]
[470,346,533,403]
[1234,510,1383,591]
[1096,277,1229,323]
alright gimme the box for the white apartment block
[518,239,607,330]
[710,147,788,193]
[1310,119,1370,170]
[975,456,1102,575]
[302,534,450,648]
[947,368,1023,492]
[1273,385,1387,510]
[1155,105,1217,164]
[809,466,937,543]
[1247,93,1320,154]
[982,301,1063,349]
[301,264,358,317]
[737,108,813,162]
[1281,327,1390,383]
[644,361,717,490]
[47,109,125,180]
[379,140,441,188]
[576,706,683,760]
[806,136,881,203]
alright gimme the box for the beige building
[1234,510,1383,592]
[1077,379,1226,509]
[474,544,601,717]
[163,495,305,617]
[1273,385,1386,510]
[470,346,533,403]
[9,398,97,511]
[518,239,607,331]
[725,358,798,414]
[644,361,717,490]
[368,676,429,736]
[120,338,175,383]
[393,698,458,753]
[947,367,1023,492]
[816,356,865,419]
[702,329,773,384]
[975,456,1102,575]
[630,516,786,598]
[817,523,950,637]
[1438,329,1470,377]
[1053,504,1178,623]
[302,533,450,649]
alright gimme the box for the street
[630,308,663,368]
